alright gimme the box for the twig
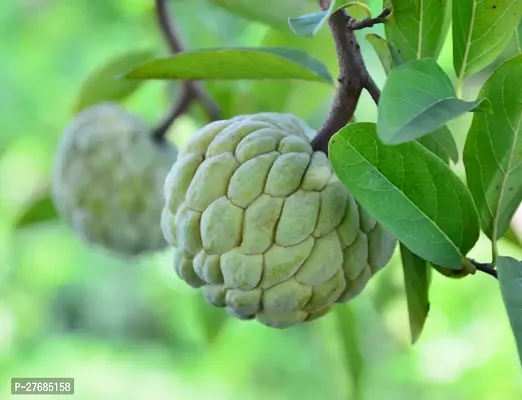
[468,258,498,279]
[365,76,381,105]
[310,2,389,154]
[152,84,192,142]
[152,0,221,142]
[348,7,391,30]
[155,0,184,53]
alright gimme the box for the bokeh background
[1,0,522,399]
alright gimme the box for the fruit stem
[152,0,221,143]
[311,2,391,155]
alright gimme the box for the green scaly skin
[162,112,397,328]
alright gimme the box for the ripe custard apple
[162,112,396,328]
[52,102,178,256]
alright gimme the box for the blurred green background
[1,1,521,399]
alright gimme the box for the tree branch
[310,3,390,154]
[152,84,192,142]
[152,0,221,142]
[348,7,391,30]
[155,0,184,53]
[468,258,498,279]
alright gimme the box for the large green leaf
[463,55,522,241]
[288,1,371,37]
[400,244,431,344]
[383,0,451,62]
[453,0,522,80]
[365,37,459,162]
[122,47,334,84]
[329,122,480,269]
[417,134,449,164]
[207,0,317,30]
[377,58,484,144]
[15,193,58,228]
[497,256,522,365]
[364,39,459,163]
[73,49,155,113]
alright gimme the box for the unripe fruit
[52,102,178,256]
[162,113,396,328]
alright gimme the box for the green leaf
[207,0,317,30]
[463,55,522,242]
[497,256,522,365]
[334,304,363,400]
[329,122,480,269]
[73,49,155,113]
[364,45,460,162]
[364,34,406,74]
[365,38,459,161]
[288,1,371,37]
[122,47,334,84]
[377,58,485,144]
[400,244,431,344]
[287,0,336,37]
[388,42,405,67]
[417,134,449,164]
[383,0,451,62]
[15,193,58,228]
[365,34,394,75]
[453,0,522,81]
[418,127,459,164]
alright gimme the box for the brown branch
[152,0,221,142]
[365,76,381,105]
[348,7,391,30]
[155,0,184,53]
[468,258,498,279]
[189,84,221,121]
[310,3,390,154]
[152,84,192,142]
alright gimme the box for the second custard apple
[162,112,397,328]
[52,102,178,256]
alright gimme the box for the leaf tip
[410,309,429,345]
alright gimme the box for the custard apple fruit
[52,102,178,255]
[161,112,396,328]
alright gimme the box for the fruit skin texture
[52,102,178,256]
[162,112,397,328]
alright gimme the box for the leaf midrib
[340,130,462,255]
[458,0,478,81]
[417,0,424,58]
